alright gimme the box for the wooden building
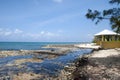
[94,29,120,48]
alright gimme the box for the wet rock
[75,57,89,67]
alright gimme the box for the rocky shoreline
[0,44,80,80]
[1,44,120,80]
[55,48,120,80]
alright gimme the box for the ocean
[0,42,81,50]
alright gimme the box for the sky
[0,0,113,42]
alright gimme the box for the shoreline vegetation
[0,43,120,80]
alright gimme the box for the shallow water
[23,49,92,76]
[0,49,92,77]
[0,55,33,66]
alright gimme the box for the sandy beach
[90,48,120,58]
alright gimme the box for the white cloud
[40,31,57,37]
[4,31,12,36]
[21,31,59,40]
[0,28,12,36]
[44,31,57,37]
[0,28,23,36]
[22,31,58,39]
[21,30,59,39]
[40,31,45,35]
[53,0,63,3]
[0,28,61,41]
[14,29,23,34]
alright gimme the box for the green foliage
[86,0,120,33]
[109,0,120,4]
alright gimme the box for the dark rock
[75,57,89,67]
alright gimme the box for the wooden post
[112,35,114,41]
[102,35,104,41]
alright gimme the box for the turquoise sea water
[0,42,81,50]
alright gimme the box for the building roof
[95,29,120,36]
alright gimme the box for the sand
[75,43,101,49]
[90,48,120,58]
